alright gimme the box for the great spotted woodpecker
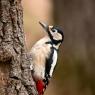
[30,22,64,95]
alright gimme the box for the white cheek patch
[50,29,62,41]
[53,33,62,41]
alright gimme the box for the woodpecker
[29,22,64,95]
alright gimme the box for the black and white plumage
[29,22,64,95]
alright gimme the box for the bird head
[39,21,64,45]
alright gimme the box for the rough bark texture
[0,0,38,95]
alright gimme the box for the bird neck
[45,40,61,50]
[39,36,61,50]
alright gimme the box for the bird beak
[39,21,48,32]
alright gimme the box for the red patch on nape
[36,80,45,95]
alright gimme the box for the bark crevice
[0,0,38,95]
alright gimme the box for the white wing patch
[50,50,57,77]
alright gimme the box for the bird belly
[31,44,51,80]
[33,65,45,80]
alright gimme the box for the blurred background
[22,0,95,95]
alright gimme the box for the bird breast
[30,41,51,80]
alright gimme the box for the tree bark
[0,0,38,95]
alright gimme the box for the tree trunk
[0,0,37,95]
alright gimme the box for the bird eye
[52,29,56,32]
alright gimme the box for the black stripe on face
[52,39,63,45]
[51,26,64,44]
[48,31,64,45]
[47,33,63,45]
[52,26,64,36]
